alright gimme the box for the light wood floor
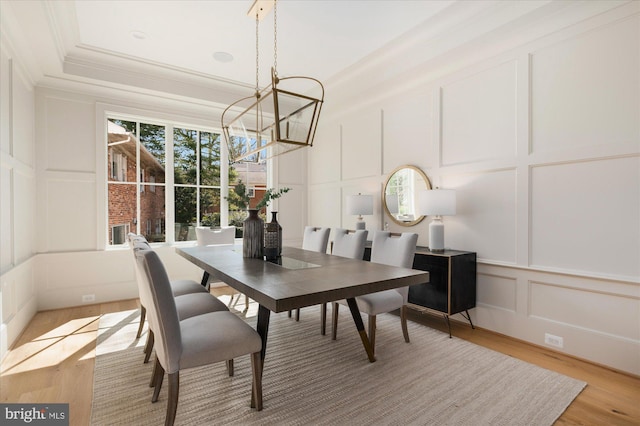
[1,289,639,426]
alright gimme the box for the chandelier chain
[255,12,260,92]
[273,0,278,76]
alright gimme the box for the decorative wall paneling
[0,37,38,361]
[308,3,640,374]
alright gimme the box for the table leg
[256,304,271,364]
[200,271,209,288]
[346,298,376,363]
[251,304,270,409]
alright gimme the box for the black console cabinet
[364,246,477,337]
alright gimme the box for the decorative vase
[243,209,264,258]
[264,211,282,261]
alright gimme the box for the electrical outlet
[82,294,96,303]
[544,333,563,349]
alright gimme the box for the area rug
[91,305,586,425]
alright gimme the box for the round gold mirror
[383,165,432,227]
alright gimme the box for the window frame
[98,105,232,249]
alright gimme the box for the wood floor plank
[1,294,638,426]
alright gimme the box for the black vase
[264,211,282,261]
[243,209,264,258]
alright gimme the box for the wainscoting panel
[308,120,341,185]
[382,89,432,173]
[341,108,381,181]
[529,279,639,341]
[477,272,517,313]
[308,186,342,231]
[445,169,517,264]
[36,250,138,310]
[13,169,35,264]
[531,15,639,154]
[0,167,12,272]
[43,96,95,173]
[45,178,97,252]
[530,156,640,280]
[12,67,35,167]
[0,258,38,360]
[440,60,517,166]
[0,49,10,154]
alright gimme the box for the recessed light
[213,51,234,63]
[130,31,147,40]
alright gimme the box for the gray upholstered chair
[135,248,263,425]
[318,228,368,335]
[128,233,208,339]
[332,231,418,355]
[195,226,235,246]
[302,226,330,253]
[290,226,331,320]
[194,226,248,311]
[128,234,229,364]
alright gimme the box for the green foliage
[256,187,291,210]
[226,180,250,210]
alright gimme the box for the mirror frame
[383,165,432,227]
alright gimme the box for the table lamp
[347,193,373,230]
[419,188,456,252]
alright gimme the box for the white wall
[0,28,38,360]
[309,3,640,374]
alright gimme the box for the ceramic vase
[264,211,282,261]
[243,209,264,258]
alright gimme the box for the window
[106,117,252,245]
[108,119,166,244]
[109,150,127,182]
[173,127,224,240]
[111,224,130,245]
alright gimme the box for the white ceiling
[71,0,455,88]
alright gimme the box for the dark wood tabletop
[176,244,429,364]
[176,245,429,312]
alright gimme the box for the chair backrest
[332,229,368,260]
[302,226,330,253]
[370,231,418,268]
[370,231,418,303]
[135,248,182,373]
[195,226,235,246]
[127,233,154,308]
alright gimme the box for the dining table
[176,245,430,364]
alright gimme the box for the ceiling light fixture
[222,0,324,163]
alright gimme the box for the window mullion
[166,124,175,243]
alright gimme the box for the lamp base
[355,220,366,230]
[429,217,445,252]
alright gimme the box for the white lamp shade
[419,189,456,216]
[346,194,373,216]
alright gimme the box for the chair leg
[331,303,339,340]
[320,303,327,335]
[150,354,163,387]
[288,310,292,318]
[165,372,179,426]
[295,308,300,321]
[144,329,155,364]
[244,294,249,312]
[250,351,263,411]
[152,356,165,402]
[368,314,377,356]
[136,305,146,338]
[400,305,410,343]
[226,359,234,377]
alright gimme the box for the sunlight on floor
[1,316,100,376]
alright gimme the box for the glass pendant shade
[223,68,324,163]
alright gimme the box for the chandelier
[222,0,324,163]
